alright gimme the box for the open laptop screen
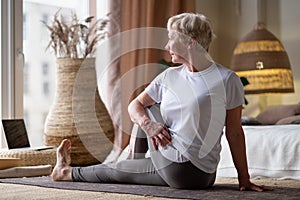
[2,119,31,149]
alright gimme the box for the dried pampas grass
[42,10,109,58]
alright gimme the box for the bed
[217,124,300,180]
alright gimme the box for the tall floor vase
[44,58,114,166]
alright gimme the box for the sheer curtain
[103,0,195,163]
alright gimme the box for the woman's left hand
[140,120,171,150]
[239,178,273,192]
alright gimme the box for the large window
[0,0,23,147]
[1,0,108,148]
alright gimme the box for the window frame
[1,0,23,119]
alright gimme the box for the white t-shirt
[145,63,244,173]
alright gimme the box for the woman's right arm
[128,91,155,126]
[128,91,171,150]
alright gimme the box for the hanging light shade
[230,23,294,94]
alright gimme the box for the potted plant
[43,11,114,166]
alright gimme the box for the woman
[52,13,272,191]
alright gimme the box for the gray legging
[72,104,216,189]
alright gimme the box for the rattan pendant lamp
[230,0,294,94]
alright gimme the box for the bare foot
[51,139,72,181]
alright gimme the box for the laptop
[2,119,55,151]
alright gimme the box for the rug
[0,176,299,200]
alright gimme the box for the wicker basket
[44,58,114,166]
[0,149,58,168]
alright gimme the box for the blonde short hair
[167,13,215,51]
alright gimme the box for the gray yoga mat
[0,176,298,200]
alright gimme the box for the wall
[196,0,300,116]
[279,0,300,104]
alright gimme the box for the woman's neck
[185,49,213,72]
[185,58,212,72]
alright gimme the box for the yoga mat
[0,176,298,200]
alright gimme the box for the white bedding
[217,125,300,180]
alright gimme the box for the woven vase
[44,58,114,166]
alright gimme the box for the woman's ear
[188,38,197,49]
